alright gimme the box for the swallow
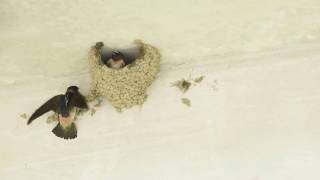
[106,51,126,69]
[27,86,88,139]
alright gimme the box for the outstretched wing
[69,92,88,109]
[27,95,62,125]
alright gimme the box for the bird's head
[66,86,79,93]
[65,86,79,102]
[111,51,124,62]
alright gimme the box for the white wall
[1,0,320,180]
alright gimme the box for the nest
[87,40,161,111]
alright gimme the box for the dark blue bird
[28,86,88,139]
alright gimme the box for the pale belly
[59,109,76,128]
[107,59,125,69]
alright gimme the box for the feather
[27,95,62,125]
[69,92,88,109]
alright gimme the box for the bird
[27,86,88,139]
[106,51,126,69]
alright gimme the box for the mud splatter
[181,98,191,107]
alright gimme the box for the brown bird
[27,86,88,139]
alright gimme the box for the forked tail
[52,122,77,139]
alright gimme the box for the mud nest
[87,40,161,111]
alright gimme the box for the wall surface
[1,0,320,180]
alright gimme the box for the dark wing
[27,95,62,125]
[69,92,88,109]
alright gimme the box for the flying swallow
[27,86,88,139]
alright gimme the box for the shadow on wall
[96,42,142,69]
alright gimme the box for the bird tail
[52,122,77,139]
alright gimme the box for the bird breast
[107,59,125,69]
[59,108,76,129]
